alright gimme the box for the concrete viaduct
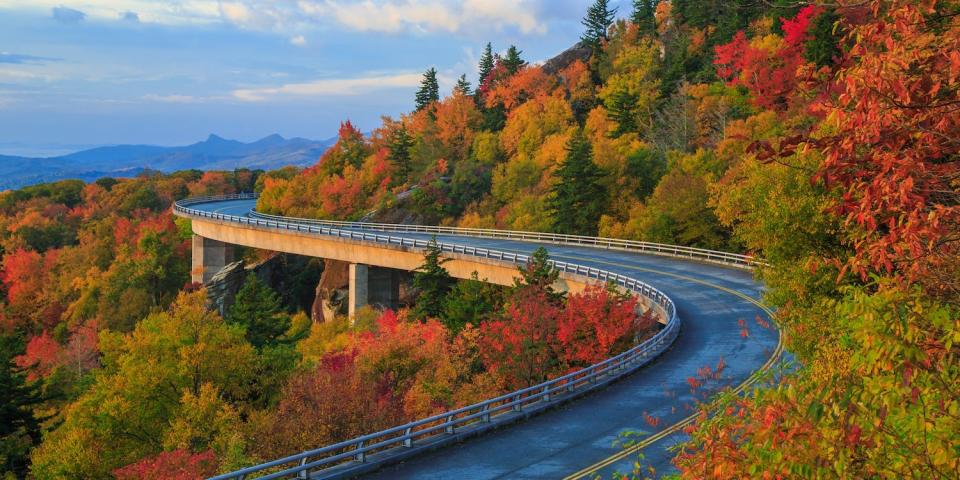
[174,194,781,480]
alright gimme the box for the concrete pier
[191,235,235,285]
[349,264,402,320]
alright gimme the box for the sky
[0,0,630,157]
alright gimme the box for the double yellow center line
[543,255,782,480]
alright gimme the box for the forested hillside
[0,0,956,479]
[257,0,959,478]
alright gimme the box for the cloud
[0,53,59,65]
[142,93,205,103]
[297,0,546,35]
[232,72,423,101]
[289,35,307,46]
[51,6,86,24]
[120,11,140,22]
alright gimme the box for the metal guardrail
[178,193,763,269]
[172,194,691,480]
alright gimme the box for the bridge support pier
[192,235,235,285]
[348,263,401,321]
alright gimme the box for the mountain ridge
[0,133,335,190]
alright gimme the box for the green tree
[477,42,495,92]
[0,335,41,478]
[226,274,290,350]
[502,45,526,75]
[414,67,440,112]
[30,292,256,479]
[453,74,472,96]
[442,272,503,333]
[412,238,453,321]
[581,0,617,52]
[631,0,657,35]
[388,124,414,184]
[548,129,607,236]
[804,8,841,67]
[625,147,666,200]
[514,247,563,302]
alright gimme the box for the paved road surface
[192,199,779,479]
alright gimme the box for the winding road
[182,197,780,479]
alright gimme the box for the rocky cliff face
[311,259,350,322]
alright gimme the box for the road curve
[188,198,780,479]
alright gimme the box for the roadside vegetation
[0,0,956,478]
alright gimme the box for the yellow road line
[550,257,782,480]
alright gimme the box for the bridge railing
[177,192,763,269]
[173,194,686,480]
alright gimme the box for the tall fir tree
[442,272,502,333]
[414,67,440,112]
[388,124,413,184]
[514,247,564,303]
[412,237,453,321]
[453,74,472,96]
[0,336,41,478]
[548,129,607,236]
[226,274,290,349]
[581,0,618,52]
[631,0,657,35]
[477,42,495,92]
[502,45,526,75]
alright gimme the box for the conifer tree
[548,129,606,236]
[581,0,617,52]
[514,247,563,303]
[227,274,290,349]
[502,45,526,75]
[0,336,41,477]
[631,0,657,35]
[414,67,440,112]
[412,237,453,321]
[453,74,472,96]
[442,272,502,333]
[477,42,495,92]
[388,124,413,184]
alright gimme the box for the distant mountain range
[0,133,335,190]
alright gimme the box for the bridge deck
[187,199,778,479]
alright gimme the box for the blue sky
[0,0,630,156]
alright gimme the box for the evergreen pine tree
[226,274,290,349]
[631,0,657,35]
[477,42,495,92]
[442,272,502,333]
[453,74,472,96]
[414,67,440,112]
[502,45,526,75]
[412,237,453,321]
[581,0,618,52]
[514,247,563,302]
[388,124,413,184]
[0,336,41,477]
[548,129,607,236]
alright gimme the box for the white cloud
[232,72,422,101]
[0,0,549,35]
[219,2,251,23]
[289,34,306,46]
[298,0,546,35]
[142,93,204,103]
[0,1,223,26]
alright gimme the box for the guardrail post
[297,457,309,479]
[481,404,491,422]
[512,395,522,412]
[355,440,366,462]
[445,414,455,434]
[403,427,413,447]
[542,385,551,402]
